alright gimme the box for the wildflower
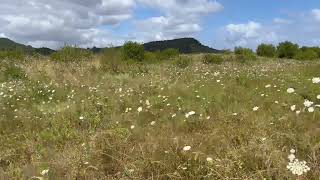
[172,113,176,118]
[185,111,196,118]
[287,159,311,176]
[137,107,143,113]
[40,169,49,176]
[290,105,296,111]
[275,101,279,104]
[288,154,296,162]
[308,107,315,113]
[183,146,191,151]
[265,84,271,88]
[317,95,320,100]
[146,100,150,106]
[287,88,295,94]
[303,100,314,107]
[312,77,320,84]
[253,106,259,111]
[206,157,213,163]
[130,125,135,129]
[296,110,301,115]
[206,116,211,120]
[79,116,84,120]
[232,113,238,116]
[150,121,156,126]
[286,149,311,176]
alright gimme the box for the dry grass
[0,55,319,179]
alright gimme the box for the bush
[256,44,276,57]
[202,54,223,64]
[0,61,26,81]
[100,48,123,73]
[175,56,192,68]
[277,41,299,59]
[50,45,93,62]
[294,49,318,60]
[122,41,145,61]
[0,49,26,61]
[158,48,179,60]
[234,47,257,62]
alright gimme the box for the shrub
[234,47,257,62]
[158,48,179,60]
[50,45,93,62]
[294,49,318,60]
[100,48,123,73]
[277,41,299,59]
[202,54,223,64]
[0,61,26,81]
[175,56,192,68]
[122,41,145,61]
[256,44,276,57]
[0,49,26,61]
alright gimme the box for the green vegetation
[234,47,257,62]
[277,41,299,59]
[0,49,26,61]
[0,53,319,179]
[256,44,276,57]
[122,41,145,61]
[50,45,93,62]
[294,48,318,60]
[202,54,223,64]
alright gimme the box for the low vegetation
[0,40,319,179]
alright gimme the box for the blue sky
[0,0,319,49]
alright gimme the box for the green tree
[256,43,276,57]
[122,41,145,61]
[277,41,299,59]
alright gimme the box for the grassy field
[0,55,319,179]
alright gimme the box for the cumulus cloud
[0,0,135,49]
[219,8,320,49]
[135,0,223,42]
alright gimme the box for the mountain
[143,38,223,54]
[0,38,56,55]
[0,37,223,55]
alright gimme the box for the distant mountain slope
[0,37,223,55]
[143,38,223,54]
[0,38,56,55]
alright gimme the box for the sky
[0,0,319,50]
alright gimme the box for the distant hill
[0,37,223,56]
[89,38,223,54]
[0,38,56,55]
[143,38,223,54]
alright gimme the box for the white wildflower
[308,107,315,113]
[287,159,310,176]
[40,169,49,176]
[290,105,296,111]
[287,88,295,94]
[185,111,196,118]
[253,106,259,111]
[137,107,143,113]
[206,157,213,163]
[312,77,320,84]
[183,146,191,151]
[150,121,156,126]
[304,100,314,107]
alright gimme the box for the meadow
[0,50,319,179]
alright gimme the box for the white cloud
[0,0,135,49]
[135,0,223,42]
